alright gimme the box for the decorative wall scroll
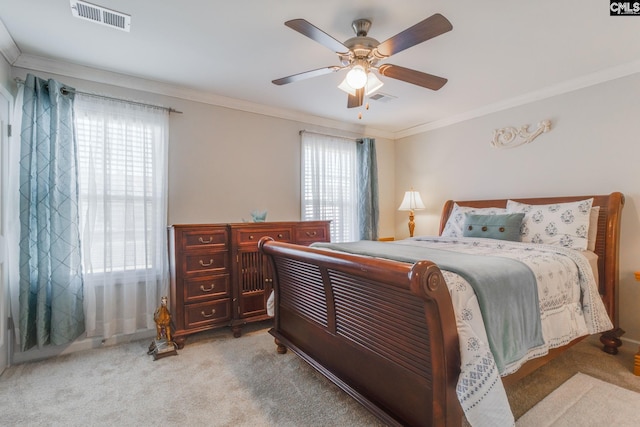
[491,119,551,149]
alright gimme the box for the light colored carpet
[516,372,640,426]
[0,323,383,426]
[1,323,638,426]
[504,334,640,421]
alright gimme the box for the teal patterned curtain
[19,74,85,351]
[357,138,379,240]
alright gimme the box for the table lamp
[398,190,425,237]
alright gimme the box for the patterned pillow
[506,198,594,250]
[441,203,507,237]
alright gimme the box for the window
[74,95,169,338]
[301,132,358,242]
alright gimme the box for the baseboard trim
[11,328,155,365]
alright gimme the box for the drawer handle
[249,235,254,240]
[199,259,214,267]
[200,283,216,292]
[305,231,317,237]
[277,233,284,238]
[201,309,216,318]
[198,237,213,244]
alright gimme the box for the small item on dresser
[250,210,267,222]
[148,296,178,360]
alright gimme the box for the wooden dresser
[168,221,330,347]
[168,224,232,348]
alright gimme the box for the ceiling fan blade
[375,13,452,58]
[285,19,349,53]
[378,64,447,90]
[272,66,339,85]
[347,88,364,108]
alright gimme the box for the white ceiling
[1,1,639,138]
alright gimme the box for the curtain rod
[299,129,364,142]
[15,77,183,114]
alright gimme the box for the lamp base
[408,210,415,238]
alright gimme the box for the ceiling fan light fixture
[365,72,383,95]
[345,64,367,89]
[338,71,384,97]
[338,78,356,96]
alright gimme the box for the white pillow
[506,198,594,250]
[441,203,507,237]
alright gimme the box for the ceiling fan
[272,13,453,109]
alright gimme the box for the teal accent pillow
[462,213,525,242]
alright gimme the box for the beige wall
[8,68,397,239]
[166,98,395,236]
[395,73,640,342]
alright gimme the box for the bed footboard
[259,237,462,427]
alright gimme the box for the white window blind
[75,108,161,272]
[301,132,358,243]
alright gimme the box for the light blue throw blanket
[311,240,543,373]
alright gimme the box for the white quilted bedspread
[400,237,613,427]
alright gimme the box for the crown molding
[0,19,20,64]
[395,60,640,139]
[6,35,638,142]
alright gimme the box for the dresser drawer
[181,228,228,251]
[184,251,228,275]
[184,275,230,302]
[185,299,231,329]
[236,228,293,246]
[295,224,330,245]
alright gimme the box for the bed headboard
[438,192,625,326]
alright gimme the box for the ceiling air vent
[70,0,131,32]
[369,93,397,103]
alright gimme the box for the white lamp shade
[338,71,384,96]
[337,78,356,96]
[365,72,383,95]
[398,191,425,211]
[345,65,367,89]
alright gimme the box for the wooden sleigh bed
[258,192,624,426]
